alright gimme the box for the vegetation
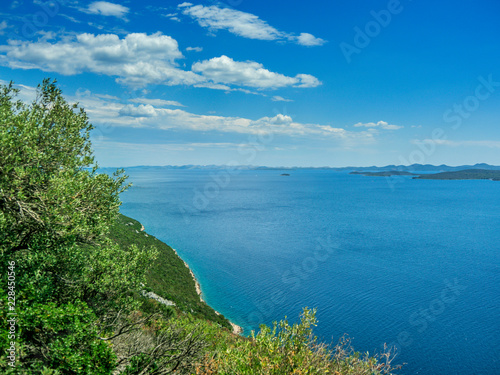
[109,213,231,330]
[0,80,401,374]
[414,169,500,180]
[196,308,399,375]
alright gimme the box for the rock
[141,290,175,307]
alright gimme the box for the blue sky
[1,0,499,167]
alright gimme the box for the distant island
[102,163,500,172]
[349,168,500,181]
[414,169,500,181]
[98,164,500,182]
[350,171,417,177]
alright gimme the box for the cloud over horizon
[353,121,403,130]
[81,96,375,144]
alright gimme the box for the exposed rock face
[141,290,175,306]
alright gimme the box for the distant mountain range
[113,163,500,171]
[338,163,500,172]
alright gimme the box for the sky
[1,0,499,167]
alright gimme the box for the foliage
[196,308,400,375]
[109,214,232,330]
[0,80,127,256]
[0,80,158,373]
[112,314,208,375]
[16,301,116,373]
[415,168,500,180]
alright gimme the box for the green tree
[0,80,156,373]
[0,80,125,255]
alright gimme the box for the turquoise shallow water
[119,168,500,375]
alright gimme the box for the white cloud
[192,55,321,89]
[0,21,8,35]
[272,96,293,102]
[0,32,202,87]
[0,80,37,103]
[295,33,326,47]
[119,104,158,117]
[86,97,372,142]
[60,14,82,24]
[186,46,203,52]
[179,4,283,40]
[353,121,403,130]
[163,12,181,22]
[144,109,348,138]
[294,74,322,88]
[35,30,58,41]
[0,34,321,91]
[130,98,185,107]
[95,93,120,101]
[86,1,130,19]
[5,82,377,148]
[178,3,326,46]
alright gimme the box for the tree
[0,79,126,255]
[0,79,157,373]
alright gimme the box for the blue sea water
[119,168,500,375]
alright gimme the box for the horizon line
[96,162,500,169]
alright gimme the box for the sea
[118,167,500,375]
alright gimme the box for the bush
[196,308,400,375]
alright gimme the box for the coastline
[172,248,243,335]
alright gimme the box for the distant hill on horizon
[414,169,500,181]
[349,171,418,177]
[100,163,500,172]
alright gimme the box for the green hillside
[108,213,231,330]
[414,169,500,180]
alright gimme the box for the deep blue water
[119,168,500,375]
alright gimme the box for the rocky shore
[172,248,243,335]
